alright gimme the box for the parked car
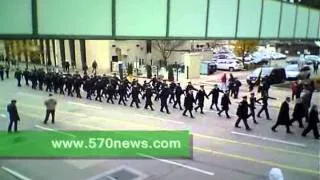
[215,59,243,71]
[211,53,236,62]
[270,52,287,60]
[304,55,320,63]
[285,64,311,81]
[247,67,286,85]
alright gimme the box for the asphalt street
[0,74,319,180]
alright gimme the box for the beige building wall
[85,40,112,73]
[184,53,201,79]
[64,40,71,64]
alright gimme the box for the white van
[216,59,244,71]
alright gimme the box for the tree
[153,40,184,66]
[127,63,133,76]
[146,64,152,78]
[233,40,258,66]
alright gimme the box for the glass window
[116,0,167,37]
[237,0,262,38]
[308,9,320,38]
[295,6,309,38]
[207,0,238,38]
[260,0,281,38]
[38,0,112,35]
[279,3,296,38]
[0,0,32,34]
[169,0,207,37]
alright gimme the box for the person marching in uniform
[249,92,260,124]
[302,105,319,139]
[257,92,276,120]
[208,84,223,111]
[143,84,155,111]
[117,81,127,106]
[290,98,306,128]
[159,84,171,114]
[194,85,208,114]
[173,83,184,110]
[235,96,252,131]
[183,89,195,118]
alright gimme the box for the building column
[74,40,82,70]
[39,39,45,65]
[52,39,57,66]
[59,40,66,68]
[45,39,51,66]
[69,40,76,68]
[80,39,87,71]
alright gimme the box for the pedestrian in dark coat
[302,105,319,139]
[130,84,141,108]
[183,90,195,118]
[208,84,223,111]
[169,82,176,103]
[0,65,4,81]
[235,96,251,130]
[106,84,115,104]
[5,64,9,78]
[257,92,276,120]
[194,85,208,114]
[217,92,231,118]
[271,97,293,133]
[289,98,305,128]
[7,100,20,132]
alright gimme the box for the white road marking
[67,102,103,110]
[231,131,307,148]
[35,125,76,138]
[138,154,214,176]
[17,92,42,98]
[135,114,185,125]
[1,166,32,180]
[0,113,6,118]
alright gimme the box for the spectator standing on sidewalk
[313,61,318,74]
[291,81,297,100]
[92,60,98,74]
[44,94,57,124]
[7,100,20,133]
[220,73,227,92]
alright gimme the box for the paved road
[0,77,319,180]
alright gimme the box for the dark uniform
[66,74,74,97]
[7,100,20,132]
[74,75,83,98]
[257,93,276,120]
[194,86,208,114]
[118,82,127,105]
[83,78,93,100]
[173,83,183,110]
[130,85,141,108]
[106,84,115,104]
[249,93,259,124]
[5,64,9,78]
[95,79,104,102]
[30,70,38,89]
[45,72,53,92]
[183,91,195,118]
[14,69,22,87]
[159,85,171,114]
[143,86,155,110]
[302,105,319,139]
[169,82,176,103]
[208,85,222,111]
[38,70,45,91]
[271,98,292,133]
[218,93,231,118]
[235,97,251,130]
[233,79,241,99]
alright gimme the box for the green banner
[0,131,191,158]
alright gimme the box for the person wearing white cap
[268,168,284,180]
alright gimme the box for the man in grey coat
[44,94,57,124]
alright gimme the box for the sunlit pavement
[0,75,319,180]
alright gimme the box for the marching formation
[4,67,320,139]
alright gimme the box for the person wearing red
[220,73,227,92]
[291,81,297,101]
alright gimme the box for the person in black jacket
[183,90,195,118]
[106,84,115,104]
[302,105,319,139]
[159,84,170,114]
[7,100,20,132]
[74,75,83,98]
[235,96,251,130]
[289,98,306,128]
[23,68,30,86]
[83,78,92,100]
[249,93,260,124]
[217,92,231,118]
[118,81,127,106]
[30,69,38,89]
[194,85,208,114]
[271,97,293,133]
[233,78,242,99]
[0,65,4,81]
[38,69,45,91]
[5,63,9,78]
[14,68,22,87]
[185,82,197,94]
[95,78,104,102]
[173,83,184,110]
[143,84,155,111]
[208,84,222,111]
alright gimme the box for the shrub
[168,66,174,81]
[146,65,152,78]
[127,63,133,76]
